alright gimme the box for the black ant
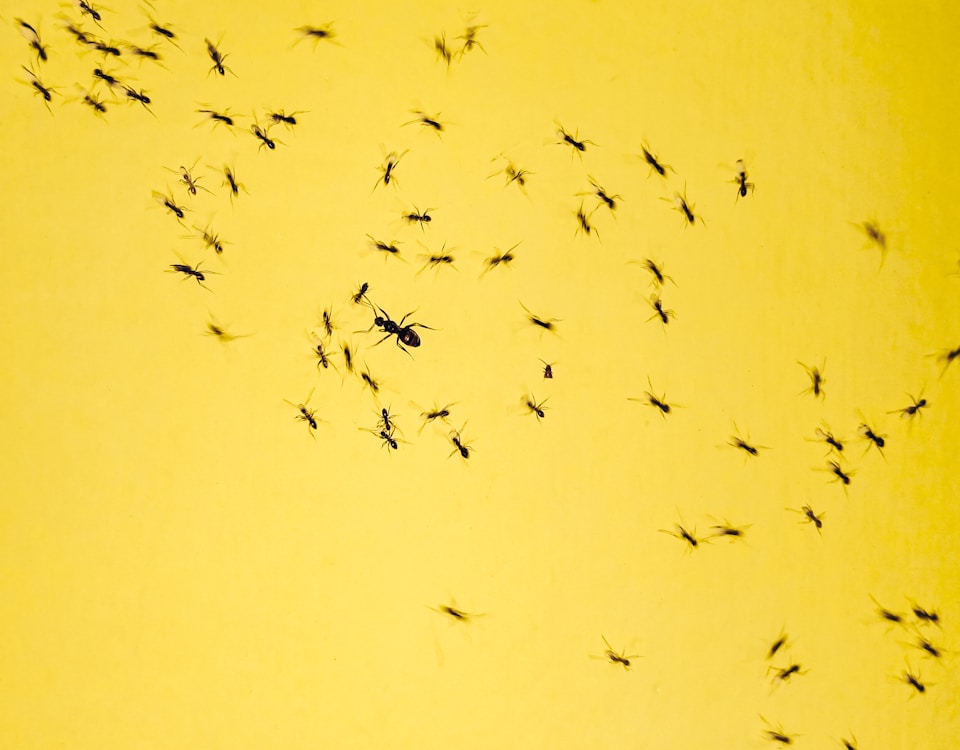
[404,109,445,136]
[647,294,675,327]
[320,307,337,338]
[659,523,703,551]
[574,203,599,239]
[900,667,927,696]
[766,631,789,660]
[732,159,755,200]
[595,636,639,670]
[628,378,674,417]
[519,301,559,333]
[761,718,795,745]
[167,261,215,291]
[555,122,595,155]
[403,206,434,230]
[539,359,555,379]
[456,23,487,56]
[19,66,55,112]
[367,426,399,451]
[827,460,853,488]
[205,37,235,77]
[789,504,824,534]
[434,32,454,68]
[908,600,940,626]
[430,602,481,622]
[340,342,355,373]
[285,389,320,436]
[205,320,248,342]
[294,24,338,48]
[857,419,886,456]
[145,13,181,49]
[480,243,519,277]
[581,177,622,212]
[375,406,398,435]
[127,44,163,65]
[889,393,928,420]
[359,368,380,394]
[635,258,675,288]
[728,425,767,457]
[363,300,434,354]
[251,119,278,151]
[667,187,704,227]
[870,595,904,625]
[417,246,456,274]
[77,0,105,26]
[523,393,549,421]
[853,219,888,268]
[80,88,108,116]
[351,282,370,305]
[449,425,473,460]
[418,402,456,435]
[219,165,247,203]
[640,142,671,177]
[489,157,532,191]
[911,634,943,659]
[934,344,960,377]
[16,19,48,63]
[187,224,227,255]
[92,67,123,92]
[267,109,306,129]
[840,735,858,750]
[168,160,210,197]
[768,663,806,685]
[64,22,93,47]
[709,520,750,540]
[798,361,826,399]
[152,190,187,222]
[197,108,237,130]
[121,86,155,116]
[311,339,333,371]
[811,426,845,454]
[367,235,404,262]
[373,149,407,191]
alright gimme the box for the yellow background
[2,1,958,747]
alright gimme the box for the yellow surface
[2,1,958,747]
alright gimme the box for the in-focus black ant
[403,206,434,230]
[167,261,214,291]
[523,393,549,421]
[555,122,595,155]
[732,159,755,200]
[285,388,320,436]
[362,299,434,354]
[448,424,473,460]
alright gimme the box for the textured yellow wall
[1,1,958,747]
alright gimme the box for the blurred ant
[340,341,355,373]
[488,156,532,191]
[417,245,456,274]
[19,66,56,113]
[92,67,123,92]
[539,359,555,379]
[768,663,806,686]
[789,504,824,534]
[659,523,704,551]
[594,636,639,670]
[121,85,155,116]
[857,418,886,457]
[167,160,210,197]
[403,206,434,230]
[127,44,164,65]
[196,108,237,131]
[449,424,473,460]
[430,602,482,622]
[294,24,338,48]
[728,425,767,457]
[434,32,454,67]
[145,12,181,49]
[456,23,487,56]
[640,142,671,177]
[766,631,789,660]
[186,224,227,255]
[732,159,755,200]
[218,164,248,203]
[853,219,888,268]
[869,595,904,625]
[889,393,928,420]
[351,282,370,305]
[523,393,549,421]
[205,319,249,342]
[666,186,704,227]
[840,735,858,750]
[520,301,559,334]
[79,87,108,116]
[77,0,105,25]
[810,425,845,455]
[86,36,120,57]
[267,109,306,129]
[634,258,675,287]
[761,718,795,745]
[574,202,599,239]
[480,243,519,277]
[798,361,826,399]
[404,109,445,137]
[16,19,48,63]
[580,177,622,212]
[362,300,434,354]
[152,190,187,223]
[418,402,456,435]
[910,634,943,659]
[555,122,595,155]
[708,520,750,540]
[934,344,960,377]
[64,22,93,46]
[826,460,853,489]
[251,118,279,151]
[628,378,674,417]
[647,294,675,327]
[320,307,337,338]
[359,368,380,394]
[285,389,320,436]
[908,600,940,626]
[205,37,235,77]
[373,149,407,192]
[899,667,927,696]
[367,235,404,262]
[167,261,214,291]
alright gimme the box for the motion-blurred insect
[367,235,404,262]
[196,107,238,130]
[574,202,599,239]
[351,282,370,305]
[659,523,703,551]
[854,219,888,268]
[539,359,555,379]
[63,22,93,46]
[635,258,675,288]
[340,341,355,373]
[187,224,227,255]
[888,393,928,420]
[708,520,750,540]
[489,157,532,191]
[523,393,549,421]
[267,109,306,129]
[899,667,927,696]
[430,602,482,622]
[798,361,826,399]
[92,67,123,92]
[826,460,854,488]
[790,504,824,534]
[628,378,674,417]
[285,389,320,436]
[668,186,704,227]
[79,87,108,116]
[363,300,434,354]
[911,634,943,659]
[766,631,789,660]
[167,261,214,291]
[218,164,248,203]
[449,424,473,460]
[858,419,886,457]
[294,24,338,48]
[581,177,622,212]
[594,636,639,670]
[320,307,337,338]
[480,243,519,277]
[870,595,905,625]
[934,344,960,377]
[205,36,235,77]
[761,718,795,745]
[205,319,248,342]
[909,600,941,626]
[732,159,755,200]
[121,85,155,116]
[372,149,407,192]
[152,190,188,222]
[434,32,454,67]
[639,142,672,177]
[417,246,456,274]
[769,663,807,685]
[360,368,380,394]
[456,23,487,55]
[145,13,182,49]
[729,426,767,457]
[168,160,210,197]
[811,425,845,454]
[19,66,55,112]
[251,119,279,151]
[418,402,456,435]
[520,302,560,334]
[77,0,105,26]
[16,19,48,62]
[840,734,859,750]
[404,109,445,137]
[403,206,434,230]
[127,44,164,65]
[555,122,595,155]
[647,294,675,328]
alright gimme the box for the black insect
[340,342,355,373]
[854,219,888,268]
[311,340,333,371]
[637,258,675,288]
[368,426,399,451]
[219,165,247,203]
[351,282,370,305]
[167,261,214,291]
[367,235,404,262]
[285,389,320,436]
[457,23,487,55]
[812,426,845,454]
[870,595,904,625]
[489,157,532,191]
[434,32,454,68]
[728,425,767,457]
[77,0,104,25]
[92,67,123,91]
[556,122,595,154]
[152,190,187,222]
[732,159,755,200]
[762,719,795,745]
[582,177,622,212]
[205,320,248,342]
[449,425,473,460]
[404,109,445,136]
[480,243,519,277]
[889,393,928,420]
[267,109,306,129]
[127,44,163,64]
[197,108,237,130]
[909,601,940,626]
[798,361,826,399]
[647,294,675,327]
[251,120,278,151]
[169,160,210,197]
[840,735,858,750]
[430,602,481,622]
[360,368,380,394]
[539,359,555,379]
[80,88,108,116]
[659,523,703,551]
[523,393,549,421]
[20,66,55,112]
[575,203,599,239]
[320,307,336,338]
[417,247,456,274]
[827,460,853,488]
[790,504,824,534]
[64,23,93,46]
[901,668,927,695]
[373,149,407,192]
[187,224,227,255]
[935,345,960,376]
[858,419,886,456]
[769,663,806,685]
[205,37,235,77]
[596,636,639,671]
[363,300,434,354]
[375,407,398,435]
[90,38,121,57]
[640,142,671,177]
[146,13,181,49]
[913,635,943,659]
[668,187,704,227]
[17,19,48,63]
[402,206,434,230]
[121,85,155,116]
[419,402,456,434]
[766,631,789,660]
[709,521,750,540]
[628,378,674,417]
[294,24,338,48]
[520,301,559,333]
